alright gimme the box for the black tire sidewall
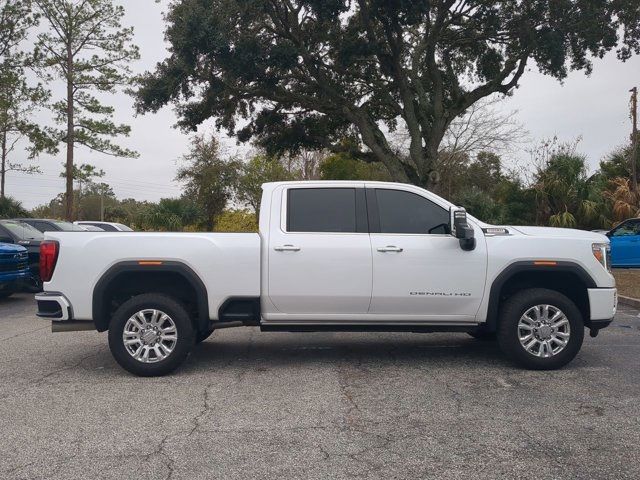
[497,288,584,370]
[108,293,195,376]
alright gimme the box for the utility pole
[631,87,638,193]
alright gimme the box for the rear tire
[108,293,195,376]
[497,288,584,370]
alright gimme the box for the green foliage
[137,0,640,187]
[35,0,140,218]
[176,134,239,230]
[0,0,57,198]
[0,195,28,218]
[214,209,258,232]
[141,197,203,231]
[235,154,294,220]
[531,144,612,229]
[319,153,391,181]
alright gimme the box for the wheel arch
[92,261,209,332]
[485,261,597,332]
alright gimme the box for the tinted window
[288,188,358,233]
[86,223,117,232]
[0,220,44,240]
[52,220,84,231]
[33,221,53,232]
[375,189,450,234]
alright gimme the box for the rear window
[0,221,44,240]
[287,188,358,233]
[52,221,84,231]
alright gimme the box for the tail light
[40,240,59,282]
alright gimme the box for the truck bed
[43,232,261,321]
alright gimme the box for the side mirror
[451,208,476,251]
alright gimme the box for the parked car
[605,218,640,267]
[0,220,43,291]
[0,242,30,299]
[15,218,86,233]
[37,181,616,376]
[74,221,133,232]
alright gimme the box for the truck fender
[92,261,209,332]
[484,260,597,332]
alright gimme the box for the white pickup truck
[36,181,617,376]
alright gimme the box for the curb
[618,295,640,309]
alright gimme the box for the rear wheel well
[93,263,209,332]
[488,269,592,331]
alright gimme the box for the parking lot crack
[0,325,49,342]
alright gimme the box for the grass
[613,269,640,299]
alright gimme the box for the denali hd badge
[410,291,472,296]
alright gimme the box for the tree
[235,154,293,221]
[141,197,203,231]
[35,0,140,220]
[319,152,391,181]
[532,145,604,229]
[0,195,28,218]
[176,134,239,230]
[0,0,57,198]
[0,0,36,57]
[137,0,640,187]
[214,209,258,232]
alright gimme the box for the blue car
[0,243,31,299]
[607,218,640,268]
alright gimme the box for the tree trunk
[1,130,6,199]
[65,45,74,221]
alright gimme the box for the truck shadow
[183,332,511,372]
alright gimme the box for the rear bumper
[35,291,72,320]
[587,287,617,323]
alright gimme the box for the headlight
[592,242,611,273]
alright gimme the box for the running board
[259,324,479,333]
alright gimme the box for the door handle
[377,245,403,253]
[274,244,301,252]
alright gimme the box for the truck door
[266,185,372,316]
[366,186,487,321]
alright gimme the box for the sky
[8,0,640,209]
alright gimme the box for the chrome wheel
[123,309,178,363]
[518,304,571,358]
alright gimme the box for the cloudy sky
[8,1,640,209]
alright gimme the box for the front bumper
[587,287,617,325]
[35,291,72,320]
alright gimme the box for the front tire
[497,288,584,370]
[108,293,195,376]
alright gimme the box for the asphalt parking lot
[1,293,639,479]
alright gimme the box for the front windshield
[115,223,133,231]
[0,220,44,240]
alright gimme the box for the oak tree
[137,0,640,186]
